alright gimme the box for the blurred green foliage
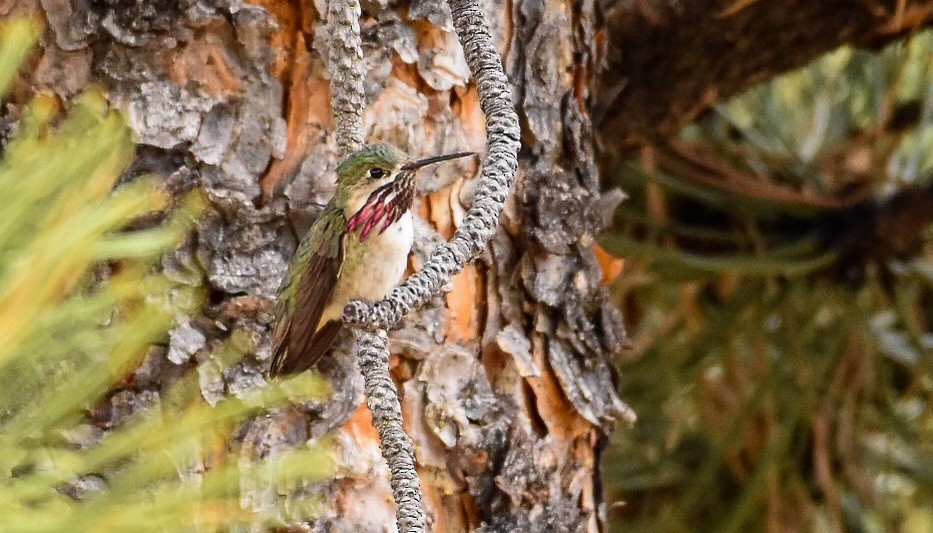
[604,30,933,533]
[0,19,330,532]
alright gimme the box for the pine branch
[595,0,933,165]
[355,330,425,531]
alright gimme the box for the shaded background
[600,20,933,533]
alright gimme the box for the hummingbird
[267,144,474,377]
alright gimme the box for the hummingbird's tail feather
[268,320,343,377]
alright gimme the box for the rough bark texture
[5,0,628,530]
[594,0,933,166]
[6,0,930,530]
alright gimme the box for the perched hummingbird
[268,144,474,377]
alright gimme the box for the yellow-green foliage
[604,31,933,533]
[0,19,331,532]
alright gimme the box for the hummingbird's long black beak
[401,151,475,171]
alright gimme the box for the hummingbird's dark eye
[369,167,385,180]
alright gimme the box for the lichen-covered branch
[326,0,365,155]
[355,330,425,532]
[342,0,521,332]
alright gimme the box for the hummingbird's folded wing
[268,227,345,377]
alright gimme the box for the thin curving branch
[324,0,519,531]
[342,0,521,332]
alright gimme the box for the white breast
[319,211,414,325]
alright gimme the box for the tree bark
[8,0,629,530]
[594,0,933,167]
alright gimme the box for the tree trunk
[9,0,629,530]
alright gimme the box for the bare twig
[324,0,519,531]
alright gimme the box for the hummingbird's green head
[336,143,474,240]
[334,143,406,194]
